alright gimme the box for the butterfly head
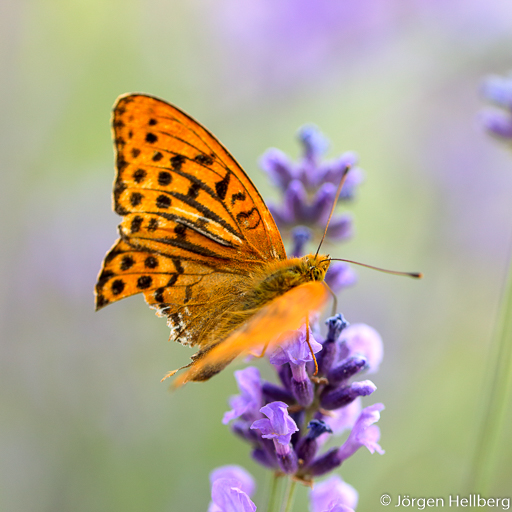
[302,254,330,282]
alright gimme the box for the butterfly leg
[305,314,319,376]
[249,339,270,358]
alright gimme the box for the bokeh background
[1,1,512,511]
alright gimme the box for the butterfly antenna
[314,166,351,259]
[326,258,423,279]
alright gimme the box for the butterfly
[95,94,333,386]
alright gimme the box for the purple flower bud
[262,381,295,404]
[342,324,383,374]
[291,226,312,257]
[316,314,349,376]
[208,478,257,512]
[296,420,333,466]
[251,447,277,469]
[327,355,367,386]
[326,314,349,342]
[298,124,329,162]
[284,179,309,223]
[320,380,376,410]
[259,148,296,189]
[320,152,359,185]
[223,367,263,424]
[309,182,338,223]
[481,73,512,109]
[325,262,357,293]
[479,110,512,140]
[309,475,358,512]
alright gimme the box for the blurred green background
[1,1,512,511]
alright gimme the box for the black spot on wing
[215,173,230,201]
[137,275,152,289]
[112,279,125,295]
[171,154,185,170]
[231,192,246,205]
[131,148,140,158]
[152,152,163,162]
[133,169,146,183]
[146,132,158,143]
[120,255,134,271]
[158,171,172,186]
[144,256,158,269]
[156,195,171,209]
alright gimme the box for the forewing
[172,281,329,386]
[111,94,286,266]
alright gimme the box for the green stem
[266,472,282,512]
[281,478,297,512]
[468,241,512,492]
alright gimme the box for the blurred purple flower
[260,125,363,249]
[309,474,358,512]
[208,478,257,512]
[209,465,256,498]
[480,72,512,145]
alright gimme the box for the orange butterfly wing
[95,94,287,347]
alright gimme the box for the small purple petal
[327,355,367,386]
[481,74,512,109]
[309,475,358,512]
[325,262,357,293]
[262,381,295,404]
[291,226,312,257]
[342,324,383,374]
[479,110,512,140]
[210,465,256,497]
[326,505,355,512]
[250,401,299,446]
[284,180,309,223]
[320,380,376,410]
[320,153,360,189]
[336,403,385,462]
[267,202,292,228]
[322,397,362,437]
[223,367,263,424]
[269,328,322,367]
[326,214,353,242]
[209,478,257,512]
[298,124,330,162]
[259,148,296,189]
[308,182,338,224]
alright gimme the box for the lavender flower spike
[251,401,299,474]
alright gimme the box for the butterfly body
[95,94,329,384]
